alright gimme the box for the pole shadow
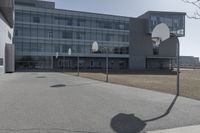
[110,95,178,133]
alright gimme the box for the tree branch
[182,0,200,19]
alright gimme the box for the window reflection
[149,14,185,37]
[14,9,130,62]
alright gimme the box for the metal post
[77,54,80,76]
[51,56,54,70]
[176,37,180,96]
[63,55,64,72]
[106,48,109,82]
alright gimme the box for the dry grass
[66,69,200,100]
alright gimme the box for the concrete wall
[0,12,13,73]
[5,43,15,72]
[129,18,177,70]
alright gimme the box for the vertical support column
[5,44,15,73]
[51,56,54,70]
[63,55,64,72]
[77,55,79,76]
[170,58,173,70]
[106,48,108,82]
[145,57,147,70]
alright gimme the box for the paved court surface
[0,72,200,133]
[147,125,200,133]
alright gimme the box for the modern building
[180,56,200,69]
[0,0,15,73]
[13,0,186,71]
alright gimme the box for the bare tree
[182,0,200,19]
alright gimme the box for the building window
[122,35,128,42]
[62,31,73,39]
[66,18,73,25]
[124,23,129,30]
[105,34,113,41]
[90,60,94,67]
[98,62,102,67]
[0,58,3,66]
[15,30,18,36]
[104,21,112,29]
[76,32,85,40]
[8,31,11,40]
[77,18,85,26]
[119,24,125,30]
[15,1,36,7]
[149,14,185,37]
[120,47,129,54]
[33,16,40,23]
[48,31,53,38]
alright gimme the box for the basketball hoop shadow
[110,95,178,133]
[111,23,179,133]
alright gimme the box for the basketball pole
[176,37,180,96]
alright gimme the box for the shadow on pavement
[110,96,178,133]
[111,113,146,133]
[144,95,178,122]
[36,76,46,78]
[50,84,66,88]
[50,82,100,88]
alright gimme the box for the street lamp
[92,41,109,82]
[151,23,180,96]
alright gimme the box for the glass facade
[148,13,185,37]
[14,6,130,70]
[13,2,186,71]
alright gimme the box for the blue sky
[46,0,200,58]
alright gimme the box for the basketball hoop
[92,41,99,52]
[152,37,161,48]
[152,23,170,44]
[151,23,170,55]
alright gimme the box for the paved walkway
[147,125,200,133]
[0,72,200,133]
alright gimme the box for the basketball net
[152,37,161,48]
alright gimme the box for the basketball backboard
[92,41,99,52]
[152,23,170,46]
[56,52,59,59]
[68,48,71,56]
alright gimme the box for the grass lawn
[65,69,200,100]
